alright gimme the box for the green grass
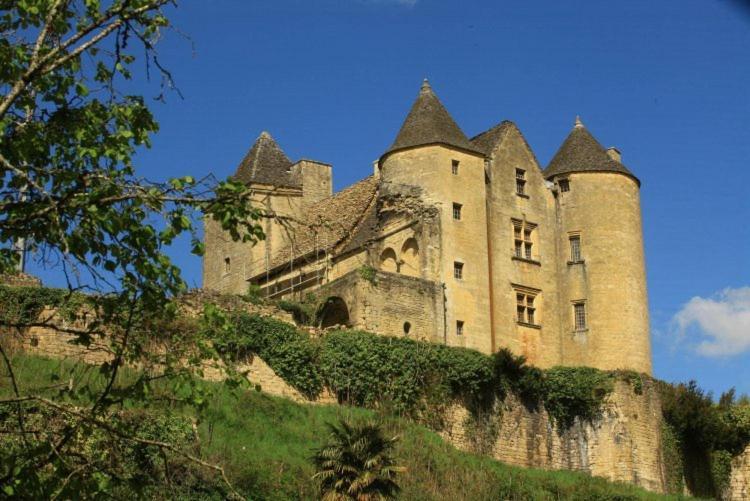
[2,354,696,500]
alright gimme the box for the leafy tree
[0,0,264,497]
[312,420,404,501]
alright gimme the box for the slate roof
[470,120,515,156]
[233,131,300,187]
[382,80,483,159]
[254,176,379,277]
[544,118,638,183]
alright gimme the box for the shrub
[543,367,614,429]
[276,297,319,326]
[0,285,87,325]
[245,284,265,305]
[312,419,403,500]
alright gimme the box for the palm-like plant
[312,420,404,500]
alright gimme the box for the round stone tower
[545,118,652,374]
[378,80,494,354]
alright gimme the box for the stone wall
[9,302,750,499]
[315,269,445,343]
[728,445,750,501]
[439,379,667,493]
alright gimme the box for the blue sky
[31,0,750,397]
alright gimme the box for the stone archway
[400,238,419,277]
[379,247,399,273]
[318,296,351,329]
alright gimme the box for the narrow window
[559,179,570,192]
[570,235,582,262]
[403,322,411,335]
[515,291,539,326]
[453,261,464,280]
[515,168,526,196]
[452,203,462,220]
[456,320,464,336]
[452,160,460,175]
[224,257,231,273]
[574,302,587,330]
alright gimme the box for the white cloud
[673,287,750,357]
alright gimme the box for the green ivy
[215,313,323,398]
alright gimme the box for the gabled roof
[382,80,483,159]
[252,176,379,278]
[470,120,515,156]
[544,118,638,184]
[470,120,543,172]
[233,131,300,187]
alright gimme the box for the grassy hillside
[1,354,695,500]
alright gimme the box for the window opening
[516,168,526,195]
[570,235,582,262]
[452,203,462,220]
[453,261,464,280]
[574,302,587,330]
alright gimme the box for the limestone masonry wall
[729,445,750,501]
[439,379,666,493]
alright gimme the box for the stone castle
[203,80,652,375]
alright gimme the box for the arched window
[400,238,419,277]
[403,322,412,335]
[379,247,398,273]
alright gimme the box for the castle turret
[378,80,493,353]
[204,131,305,294]
[545,118,652,374]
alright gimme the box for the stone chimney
[606,147,621,163]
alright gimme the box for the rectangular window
[512,219,536,261]
[559,179,570,192]
[453,261,464,280]
[570,235,582,262]
[515,168,526,196]
[452,203,462,220]
[574,302,587,330]
[456,320,464,336]
[452,160,460,175]
[515,290,538,326]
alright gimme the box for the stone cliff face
[438,379,666,493]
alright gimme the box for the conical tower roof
[544,118,638,184]
[382,80,482,159]
[233,131,299,187]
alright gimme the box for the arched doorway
[318,297,351,329]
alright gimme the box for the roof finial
[259,130,272,140]
[421,78,431,92]
[574,116,584,128]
